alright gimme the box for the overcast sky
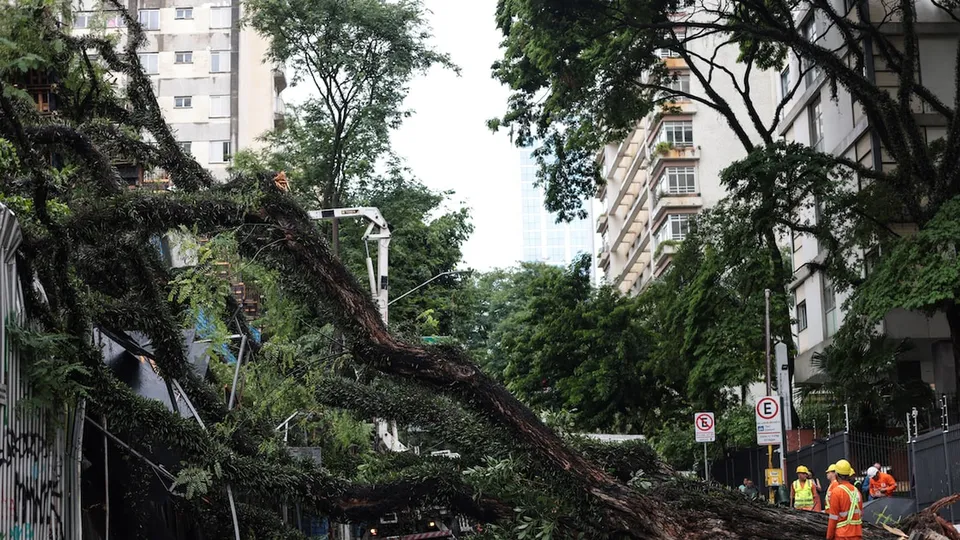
[284,0,522,271]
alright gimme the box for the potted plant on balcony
[654,141,673,156]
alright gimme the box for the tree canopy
[0,0,956,539]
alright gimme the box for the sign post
[695,412,715,480]
[756,396,783,492]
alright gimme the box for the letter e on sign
[694,412,715,443]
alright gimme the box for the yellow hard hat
[826,464,837,473]
[834,459,855,476]
[796,465,811,475]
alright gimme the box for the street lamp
[388,270,467,306]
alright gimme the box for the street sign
[694,411,715,443]
[756,396,782,445]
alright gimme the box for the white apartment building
[782,2,958,389]
[596,23,775,294]
[520,149,595,270]
[73,0,284,179]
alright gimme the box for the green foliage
[852,197,960,320]
[171,466,214,499]
[6,320,90,415]
[244,0,455,212]
[337,164,474,335]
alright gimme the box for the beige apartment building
[781,2,959,389]
[596,21,775,294]
[73,0,285,179]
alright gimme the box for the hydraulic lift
[307,207,406,452]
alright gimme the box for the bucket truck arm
[307,207,405,452]
[307,207,391,324]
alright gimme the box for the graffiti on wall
[1,429,65,540]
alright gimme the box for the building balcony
[612,185,650,254]
[598,244,611,270]
[273,67,287,93]
[596,213,608,234]
[606,127,645,185]
[653,242,679,275]
[664,57,687,70]
[612,161,647,218]
[616,228,652,293]
[649,145,700,178]
[651,194,703,226]
[274,96,286,128]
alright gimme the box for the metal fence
[910,423,960,520]
[714,430,908,496]
[0,204,83,540]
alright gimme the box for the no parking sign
[694,412,715,443]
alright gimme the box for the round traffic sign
[756,396,780,420]
[695,413,714,431]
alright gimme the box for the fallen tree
[0,1,956,539]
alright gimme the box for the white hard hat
[867,466,878,477]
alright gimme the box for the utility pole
[765,288,774,503]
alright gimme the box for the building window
[210,6,232,28]
[661,166,696,194]
[74,12,92,28]
[174,96,192,108]
[664,74,691,99]
[791,228,802,252]
[802,16,820,86]
[210,95,230,118]
[175,7,194,19]
[808,97,824,151]
[175,51,193,64]
[823,276,837,337]
[780,67,791,98]
[138,9,160,30]
[797,301,808,331]
[105,12,125,28]
[138,53,159,75]
[177,141,192,154]
[210,51,231,73]
[209,140,232,163]
[659,120,694,147]
[655,214,691,244]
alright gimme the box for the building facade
[73,0,285,180]
[520,149,595,269]
[595,21,775,295]
[781,1,958,389]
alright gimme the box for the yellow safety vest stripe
[793,480,814,508]
[835,485,862,528]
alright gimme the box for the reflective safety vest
[793,479,815,509]
[825,479,838,511]
[836,485,863,529]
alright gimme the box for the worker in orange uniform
[866,466,896,499]
[791,466,821,511]
[823,463,838,512]
[827,460,862,540]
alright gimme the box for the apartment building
[596,24,775,294]
[73,0,285,180]
[520,149,595,270]
[782,2,958,390]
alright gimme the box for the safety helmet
[826,464,837,473]
[796,465,811,475]
[867,466,879,478]
[834,459,855,476]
